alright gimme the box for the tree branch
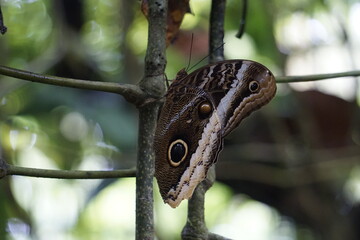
[182,167,214,239]
[135,0,167,239]
[182,0,227,239]
[0,65,147,106]
[0,159,136,179]
[276,70,360,83]
[0,3,7,35]
[209,0,226,63]
[181,168,230,240]
[2,56,359,108]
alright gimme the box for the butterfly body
[154,60,276,208]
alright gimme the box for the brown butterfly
[154,60,277,208]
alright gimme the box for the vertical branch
[209,0,226,63]
[0,3,7,35]
[235,0,248,38]
[136,0,167,239]
[182,0,227,239]
[135,105,158,240]
[181,168,214,240]
[182,168,229,240]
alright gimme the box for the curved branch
[0,160,136,179]
[0,65,147,106]
[276,70,360,83]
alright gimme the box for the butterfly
[154,60,277,208]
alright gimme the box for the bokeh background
[0,0,360,239]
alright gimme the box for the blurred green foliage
[0,0,359,239]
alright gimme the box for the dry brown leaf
[141,0,191,46]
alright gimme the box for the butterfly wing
[154,60,276,208]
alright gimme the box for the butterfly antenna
[185,33,194,72]
[187,42,225,73]
[164,73,170,89]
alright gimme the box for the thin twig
[0,160,136,179]
[0,65,146,106]
[235,0,248,38]
[2,63,360,103]
[0,3,7,35]
[209,0,226,63]
[276,70,360,83]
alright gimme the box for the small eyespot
[198,101,212,119]
[249,81,259,92]
[168,139,188,167]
